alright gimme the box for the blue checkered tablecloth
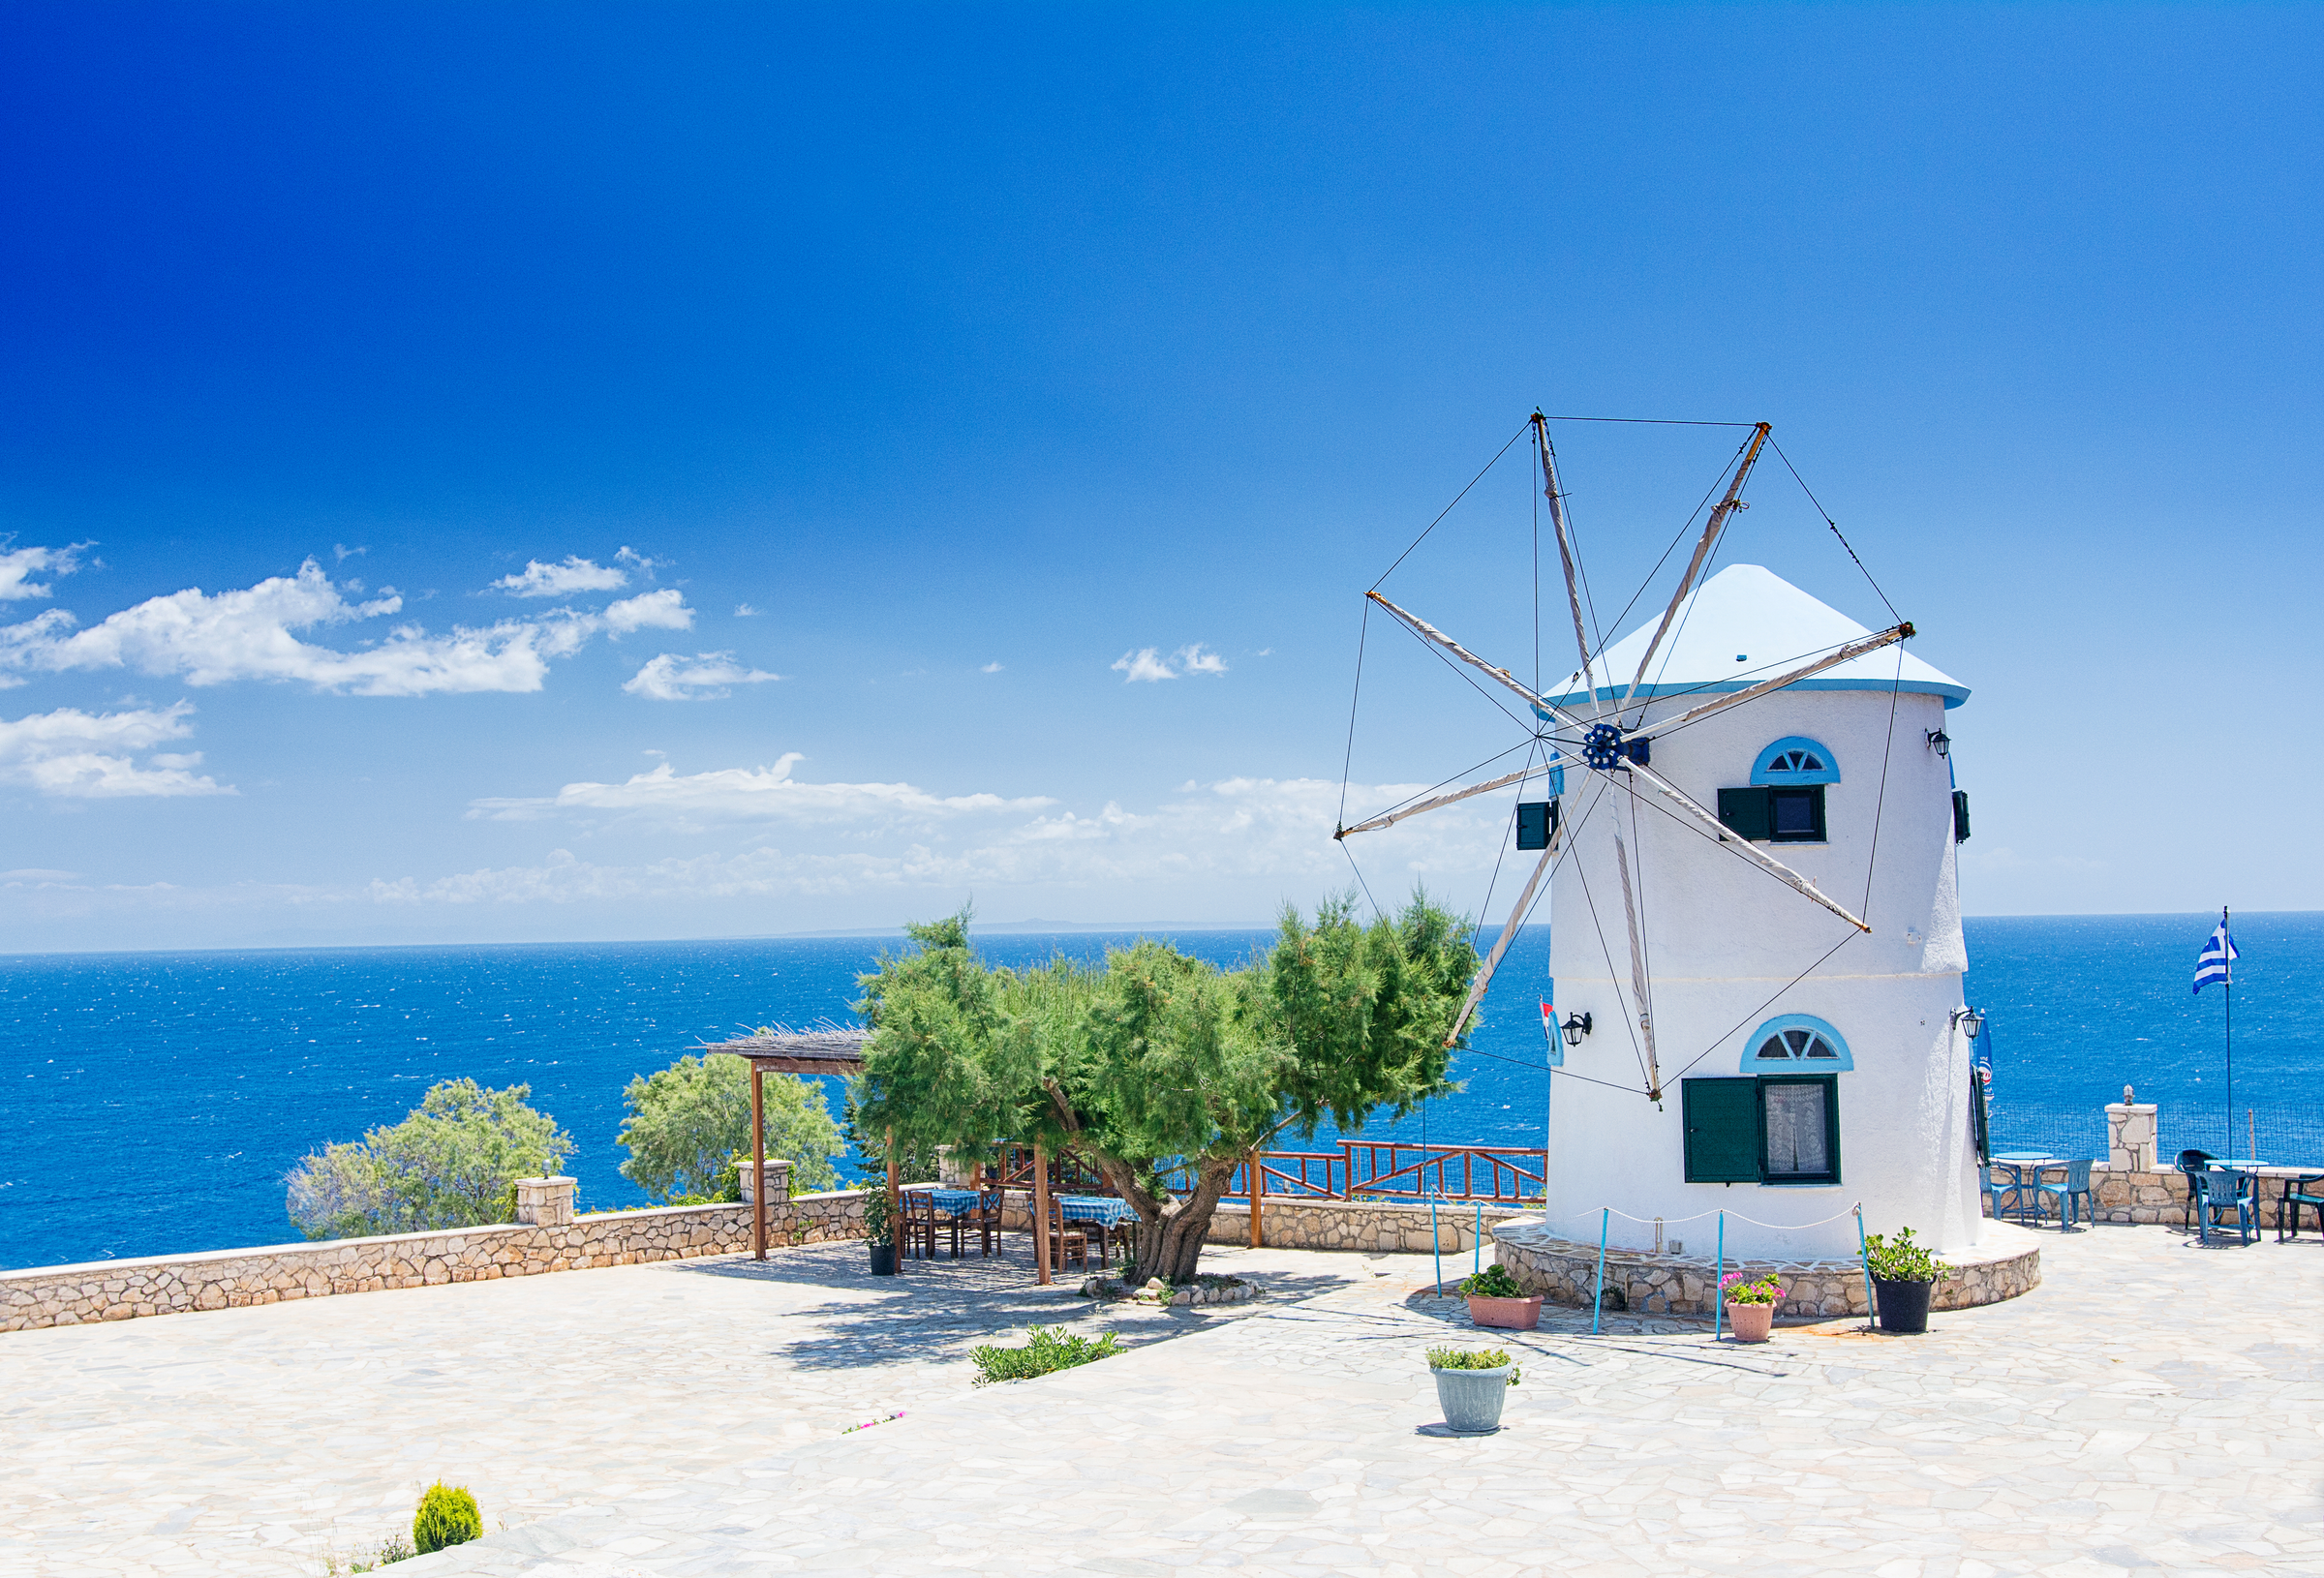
[1057,1195,1131,1228]
[925,1188,982,1216]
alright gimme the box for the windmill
[1334,413,1919,1105]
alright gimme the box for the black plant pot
[1873,1276,1933,1334]
[868,1242,898,1276]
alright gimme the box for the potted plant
[862,1187,898,1276]
[1459,1263,1544,1330]
[1426,1345,1521,1434]
[1720,1271,1783,1343]
[1864,1226,1949,1334]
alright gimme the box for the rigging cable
[1368,422,1530,593]
[1770,438,1901,622]
[1336,598,1371,832]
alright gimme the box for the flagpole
[2222,905,2233,1157]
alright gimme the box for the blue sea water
[2,913,2318,1269]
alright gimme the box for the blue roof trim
[1537,675,1972,713]
[1743,1013,1853,1073]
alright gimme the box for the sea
[3,912,2319,1270]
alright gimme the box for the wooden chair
[963,1189,1003,1257]
[902,1190,956,1259]
[1043,1196,1089,1273]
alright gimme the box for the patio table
[1988,1154,2061,1222]
[924,1187,983,1216]
[1057,1195,1133,1228]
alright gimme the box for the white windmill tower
[1336,415,1983,1260]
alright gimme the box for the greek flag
[2193,919,2238,995]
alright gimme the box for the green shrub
[1425,1345,1520,1384]
[286,1079,573,1240]
[1457,1264,1526,1298]
[969,1325,1124,1384]
[412,1481,482,1555]
[617,1053,844,1203]
[1864,1227,1950,1284]
[861,1186,896,1246]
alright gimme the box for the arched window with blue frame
[1742,1013,1852,1071]
[1751,737,1841,785]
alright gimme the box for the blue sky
[0,3,2317,952]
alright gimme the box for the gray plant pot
[1430,1365,1513,1434]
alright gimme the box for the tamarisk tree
[853,893,1476,1284]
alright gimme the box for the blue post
[1430,1197,1442,1295]
[1855,1206,1876,1328]
[1474,1200,1483,1278]
[1591,1206,1608,1335]
[1714,1211,1725,1341]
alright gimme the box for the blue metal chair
[2192,1168,2256,1246]
[1982,1163,2031,1223]
[2028,1160,2095,1229]
[2175,1148,2215,1229]
[2279,1175,2324,1243]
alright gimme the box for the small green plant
[969,1325,1124,1383]
[861,1187,895,1246]
[1458,1264,1526,1298]
[1721,1271,1785,1305]
[1425,1345,1521,1384]
[412,1482,482,1556]
[1864,1227,1950,1284]
[324,1534,413,1574]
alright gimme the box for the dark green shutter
[1717,787,1772,840]
[1971,1068,1991,1164]
[1952,789,1972,842]
[1682,1077,1760,1183]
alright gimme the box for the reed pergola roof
[698,1026,868,1076]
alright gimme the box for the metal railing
[1004,1140,1549,1205]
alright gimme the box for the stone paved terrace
[4,1223,2321,1577]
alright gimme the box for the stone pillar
[935,1146,977,1188]
[738,1158,794,1206]
[515,1176,576,1227]
[2107,1088,2158,1173]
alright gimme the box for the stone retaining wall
[0,1190,866,1334]
[1491,1216,2043,1320]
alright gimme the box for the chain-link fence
[1985,1101,2324,1167]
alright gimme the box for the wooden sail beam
[1534,412,1598,676]
[1444,816,1564,1047]
[1364,592,1596,735]
[1614,422,1772,721]
[1335,762,1561,839]
[1623,759,1872,932]
[1628,622,1913,743]
[1611,827,1663,1100]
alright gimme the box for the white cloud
[332,544,366,563]
[446,762,1514,902]
[614,546,663,576]
[1113,643,1228,683]
[734,603,760,618]
[1113,647,1177,683]
[981,661,1003,674]
[492,556,627,597]
[623,652,780,701]
[469,754,1056,827]
[0,543,86,601]
[0,560,693,696]
[0,702,233,798]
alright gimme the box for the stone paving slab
[7,1224,2323,1576]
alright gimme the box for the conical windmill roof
[1542,563,1969,711]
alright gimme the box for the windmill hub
[1582,722,1628,771]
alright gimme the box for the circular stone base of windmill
[1489,1218,2042,1321]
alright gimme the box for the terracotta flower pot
[1466,1294,1544,1330]
[1724,1299,1775,1343]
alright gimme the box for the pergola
[697,1027,886,1260]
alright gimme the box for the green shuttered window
[1682,1074,1844,1185]
[1718,785,1825,843]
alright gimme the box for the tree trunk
[1127,1157,1235,1285]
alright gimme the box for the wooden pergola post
[751,1064,767,1260]
[1248,1148,1264,1249]
[1032,1143,1052,1286]
[886,1127,900,1261]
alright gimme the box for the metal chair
[2175,1149,2215,1229]
[2027,1159,2095,1229]
[2192,1168,2256,1246]
[2279,1175,2324,1243]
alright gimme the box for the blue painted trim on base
[1539,675,1970,711]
